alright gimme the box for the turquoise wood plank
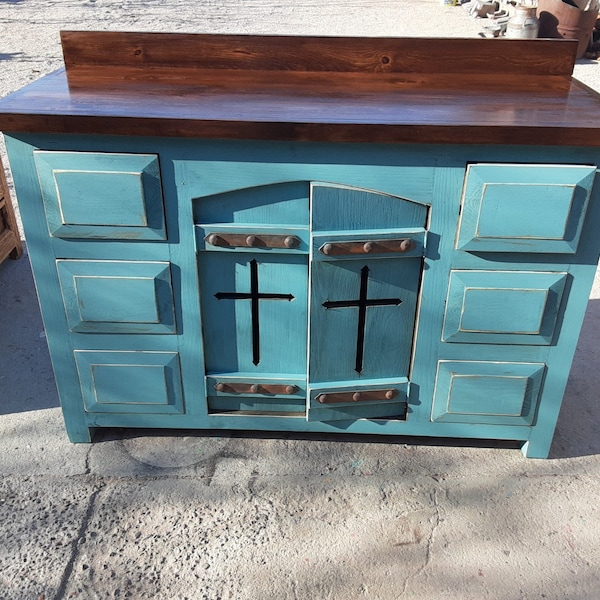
[457,164,597,253]
[74,350,184,414]
[307,378,409,422]
[307,402,407,422]
[311,182,428,231]
[47,239,172,261]
[85,409,532,443]
[432,361,545,425]
[405,164,466,427]
[522,174,600,458]
[207,397,305,413]
[183,158,435,207]
[57,260,176,334]
[161,159,210,419]
[198,252,308,375]
[443,270,567,345]
[12,132,600,175]
[309,257,421,383]
[193,181,309,225]
[33,150,166,240]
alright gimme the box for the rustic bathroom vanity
[1,32,599,457]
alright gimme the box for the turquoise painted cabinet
[4,133,599,458]
[3,33,600,458]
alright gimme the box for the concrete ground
[1,1,600,598]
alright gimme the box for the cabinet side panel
[5,136,92,442]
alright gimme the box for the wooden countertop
[1,31,600,146]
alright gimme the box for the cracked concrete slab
[0,476,102,600]
[0,408,89,476]
[61,477,440,600]
[3,467,598,600]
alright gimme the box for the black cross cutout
[323,265,402,373]
[216,259,294,366]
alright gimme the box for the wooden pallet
[0,157,23,263]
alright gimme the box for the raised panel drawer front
[74,351,184,414]
[33,151,166,240]
[456,164,596,253]
[57,260,176,334]
[443,270,567,344]
[432,361,545,425]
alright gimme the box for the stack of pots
[537,0,600,58]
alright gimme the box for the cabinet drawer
[443,270,567,345]
[432,361,545,425]
[74,350,184,414]
[57,260,176,334]
[457,164,596,253]
[34,151,166,240]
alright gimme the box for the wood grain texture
[33,150,166,240]
[456,163,596,253]
[60,32,577,78]
[1,68,599,145]
[0,156,23,262]
[442,271,567,345]
[8,127,600,453]
[0,33,599,145]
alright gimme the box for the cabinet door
[196,181,429,420]
[307,184,428,421]
[195,183,309,414]
[199,252,308,375]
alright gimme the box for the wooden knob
[400,239,414,252]
[284,236,300,249]
[250,384,260,393]
[285,385,297,395]
[321,243,333,255]
[246,235,259,247]
[318,394,328,404]
[215,383,228,392]
[363,242,374,253]
[352,392,362,402]
[206,234,222,246]
[385,389,396,400]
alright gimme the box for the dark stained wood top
[1,31,600,146]
[60,32,577,80]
